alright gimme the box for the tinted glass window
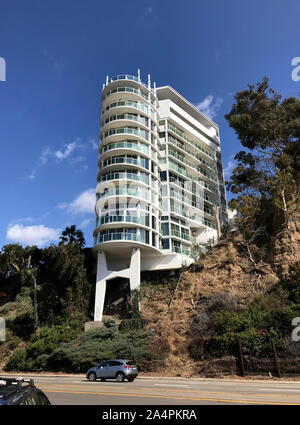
[126,361,135,365]
[108,361,122,366]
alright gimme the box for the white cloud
[27,137,95,180]
[79,218,94,229]
[223,156,236,179]
[28,171,36,180]
[70,155,86,165]
[195,95,223,120]
[54,142,77,160]
[59,188,96,215]
[88,138,98,150]
[40,147,52,165]
[6,224,60,247]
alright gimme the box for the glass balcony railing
[170,229,194,243]
[94,230,149,245]
[169,189,214,216]
[95,215,149,227]
[99,172,149,185]
[169,149,217,183]
[95,231,146,244]
[102,114,149,129]
[169,177,219,206]
[168,135,216,172]
[101,127,149,142]
[169,161,219,195]
[96,188,149,201]
[108,75,152,91]
[167,123,215,160]
[172,246,192,257]
[99,156,149,171]
[102,100,152,116]
[100,141,149,156]
[102,86,155,105]
[170,204,216,229]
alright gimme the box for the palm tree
[59,225,86,248]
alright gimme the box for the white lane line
[258,388,300,393]
[154,383,189,388]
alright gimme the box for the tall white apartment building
[93,72,227,321]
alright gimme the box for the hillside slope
[140,209,300,376]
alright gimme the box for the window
[152,233,156,247]
[161,238,170,249]
[108,361,122,367]
[160,171,167,181]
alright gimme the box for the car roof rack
[0,377,35,390]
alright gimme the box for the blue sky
[0,0,299,248]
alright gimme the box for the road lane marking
[38,384,300,399]
[41,389,300,405]
[258,388,300,392]
[155,384,188,387]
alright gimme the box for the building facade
[93,72,227,321]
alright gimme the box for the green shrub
[48,328,155,372]
[0,302,16,315]
[119,318,148,332]
[4,325,78,371]
[5,348,31,371]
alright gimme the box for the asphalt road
[3,375,300,405]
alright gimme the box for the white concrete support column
[129,247,140,292]
[94,251,108,321]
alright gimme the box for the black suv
[0,377,51,405]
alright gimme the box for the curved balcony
[101,86,156,108]
[98,156,149,175]
[101,114,150,133]
[101,100,155,120]
[99,140,150,158]
[100,127,150,145]
[95,214,150,229]
[108,74,153,90]
[98,171,150,186]
[96,188,149,202]
[103,74,156,99]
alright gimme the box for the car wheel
[116,372,125,382]
[128,377,135,382]
[88,372,97,382]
